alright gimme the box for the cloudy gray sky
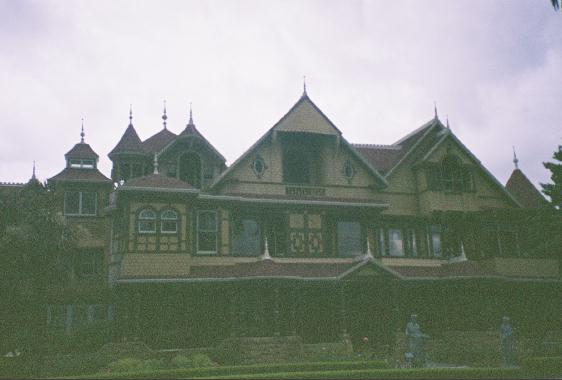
[1,0,561,192]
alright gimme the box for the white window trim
[197,210,218,254]
[160,210,179,234]
[64,191,98,216]
[138,209,157,234]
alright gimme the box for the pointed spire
[153,153,159,174]
[434,101,438,119]
[446,116,450,130]
[512,146,519,169]
[302,75,308,96]
[188,102,194,125]
[262,235,272,260]
[32,160,36,180]
[162,100,168,130]
[128,104,133,126]
[365,237,373,259]
[80,118,85,143]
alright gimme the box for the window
[388,229,405,257]
[337,221,362,257]
[232,217,261,256]
[343,160,355,181]
[378,227,418,257]
[428,225,442,257]
[160,210,178,233]
[426,155,474,192]
[252,156,267,178]
[78,250,102,276]
[197,210,218,253]
[69,159,95,169]
[138,209,156,233]
[64,191,97,216]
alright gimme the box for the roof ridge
[352,143,402,150]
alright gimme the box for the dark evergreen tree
[541,144,562,210]
[0,181,77,354]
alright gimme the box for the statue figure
[500,316,515,367]
[405,314,429,367]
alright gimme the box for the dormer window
[69,159,95,169]
[426,155,474,193]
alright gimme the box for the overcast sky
[1,0,561,193]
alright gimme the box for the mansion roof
[49,167,111,183]
[506,168,548,209]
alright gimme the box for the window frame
[69,158,95,169]
[231,215,261,257]
[64,191,98,216]
[160,209,179,234]
[138,208,157,234]
[336,220,363,257]
[378,226,419,258]
[196,210,218,254]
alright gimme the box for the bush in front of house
[107,357,155,373]
[521,356,562,377]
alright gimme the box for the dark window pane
[198,211,217,231]
[81,192,97,215]
[65,192,80,215]
[388,228,405,257]
[198,232,217,252]
[232,218,260,256]
[161,220,177,233]
[337,221,362,257]
[139,220,156,233]
[430,225,442,257]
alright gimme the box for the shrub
[191,353,214,368]
[108,358,145,373]
[521,356,562,376]
[170,354,192,368]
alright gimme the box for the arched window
[179,152,201,188]
[441,155,464,192]
[160,210,178,234]
[138,209,156,233]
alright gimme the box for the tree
[0,180,78,354]
[541,144,562,210]
[553,0,560,11]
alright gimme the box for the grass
[71,361,532,380]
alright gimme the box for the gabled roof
[48,168,112,183]
[159,120,226,163]
[352,144,403,175]
[119,173,198,193]
[142,128,177,154]
[211,93,387,189]
[272,93,342,135]
[416,128,522,207]
[506,169,548,209]
[65,142,99,160]
[109,124,145,157]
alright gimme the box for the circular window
[343,160,355,181]
[252,156,267,178]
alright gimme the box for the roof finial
[188,102,194,125]
[80,118,85,143]
[262,235,272,260]
[434,101,438,119]
[162,100,168,129]
[512,146,519,169]
[303,75,307,96]
[128,104,133,126]
[153,153,159,175]
[446,115,450,129]
[32,160,36,180]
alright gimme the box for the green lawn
[73,362,530,380]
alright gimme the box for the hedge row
[78,360,390,379]
[520,356,562,377]
[208,367,524,379]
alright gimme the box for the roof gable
[417,129,522,207]
[273,94,341,136]
[142,128,177,154]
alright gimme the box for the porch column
[134,290,142,341]
[273,286,280,336]
[339,284,349,339]
[230,288,238,337]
